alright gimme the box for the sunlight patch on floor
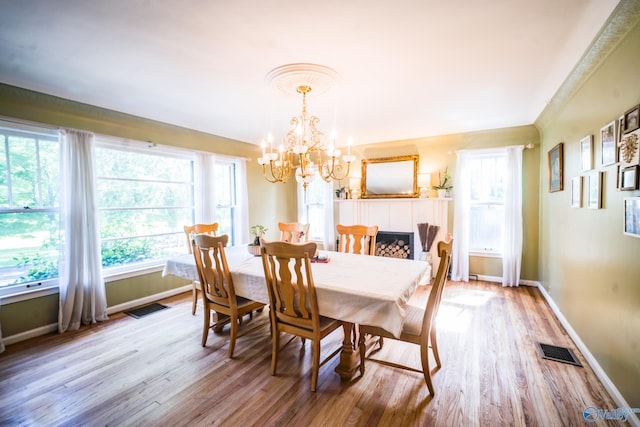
[436,289,495,333]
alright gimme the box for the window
[0,120,245,297]
[298,176,326,241]
[212,159,236,244]
[0,125,61,292]
[468,154,505,254]
[95,140,196,270]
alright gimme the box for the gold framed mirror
[361,155,419,199]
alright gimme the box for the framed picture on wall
[571,176,582,207]
[622,104,640,134]
[580,134,594,171]
[621,165,639,191]
[587,172,603,209]
[619,129,640,167]
[548,142,563,192]
[623,197,640,238]
[618,115,625,143]
[600,121,617,166]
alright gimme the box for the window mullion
[4,135,13,207]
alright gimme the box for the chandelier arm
[262,164,282,183]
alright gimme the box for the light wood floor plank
[0,280,624,426]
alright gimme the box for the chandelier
[257,64,355,189]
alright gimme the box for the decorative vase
[437,189,446,198]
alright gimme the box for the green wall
[535,3,640,406]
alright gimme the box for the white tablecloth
[163,246,431,337]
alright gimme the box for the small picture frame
[587,172,603,209]
[580,134,594,171]
[571,176,582,208]
[548,142,563,192]
[622,105,640,134]
[623,197,640,238]
[618,116,625,143]
[621,165,639,191]
[600,121,617,166]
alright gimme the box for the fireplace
[375,231,415,259]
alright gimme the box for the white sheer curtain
[0,307,4,353]
[58,129,108,333]
[450,150,471,281]
[322,181,335,251]
[234,159,250,245]
[502,146,524,287]
[194,153,213,223]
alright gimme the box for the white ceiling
[0,0,620,147]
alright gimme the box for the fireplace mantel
[336,198,450,276]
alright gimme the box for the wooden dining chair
[358,236,453,396]
[192,234,266,358]
[336,224,379,255]
[277,221,310,243]
[260,240,342,392]
[184,222,219,314]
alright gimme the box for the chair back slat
[278,222,310,243]
[336,224,378,255]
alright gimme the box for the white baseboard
[2,285,191,347]
[536,283,640,427]
[3,323,58,346]
[471,274,538,287]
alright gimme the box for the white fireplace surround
[336,198,449,277]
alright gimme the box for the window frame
[94,137,198,273]
[0,123,61,298]
[211,158,238,245]
[468,152,506,257]
[297,175,326,242]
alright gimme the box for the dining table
[163,245,432,380]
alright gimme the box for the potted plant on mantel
[432,167,453,198]
[248,224,267,256]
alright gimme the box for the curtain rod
[448,143,536,154]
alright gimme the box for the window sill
[0,260,171,304]
[469,251,502,258]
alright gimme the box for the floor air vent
[537,342,582,367]
[125,303,168,319]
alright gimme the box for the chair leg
[271,329,280,376]
[191,282,198,315]
[430,328,441,368]
[201,308,210,346]
[358,332,366,375]
[310,340,320,392]
[228,315,238,358]
[420,342,435,396]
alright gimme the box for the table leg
[335,322,361,380]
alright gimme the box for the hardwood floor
[0,280,624,426]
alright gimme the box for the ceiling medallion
[265,63,340,98]
[258,63,353,190]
